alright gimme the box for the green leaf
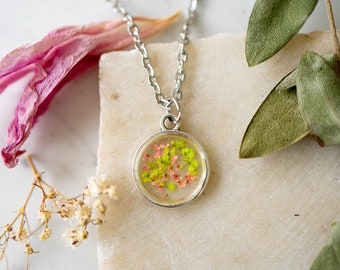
[246,0,318,66]
[311,222,340,270]
[297,51,340,146]
[239,70,309,158]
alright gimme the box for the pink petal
[0,12,179,168]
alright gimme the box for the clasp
[159,97,181,131]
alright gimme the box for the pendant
[132,114,209,207]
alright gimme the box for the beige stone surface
[97,33,340,269]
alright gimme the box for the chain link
[106,0,197,108]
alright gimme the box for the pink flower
[154,151,162,158]
[160,143,169,149]
[142,154,151,162]
[171,154,178,163]
[178,180,187,188]
[171,173,179,181]
[0,13,178,168]
[185,174,196,183]
[151,181,163,191]
[153,144,161,151]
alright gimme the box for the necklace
[107,0,209,207]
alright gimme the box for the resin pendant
[132,122,209,207]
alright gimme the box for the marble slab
[96,33,340,269]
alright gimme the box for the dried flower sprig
[0,154,116,269]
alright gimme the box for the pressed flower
[0,13,179,167]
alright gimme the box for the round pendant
[132,130,209,207]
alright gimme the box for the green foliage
[311,223,340,270]
[239,70,309,158]
[246,0,319,66]
[240,54,340,158]
[297,51,340,146]
[242,1,340,269]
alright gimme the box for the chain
[106,0,197,111]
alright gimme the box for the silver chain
[106,0,197,111]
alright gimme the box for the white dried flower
[75,204,92,226]
[85,175,116,199]
[39,227,52,241]
[46,189,58,200]
[63,229,89,248]
[92,219,103,225]
[73,200,84,209]
[63,229,80,248]
[93,199,107,216]
[37,210,51,224]
[58,203,75,220]
[85,176,106,197]
[103,185,117,200]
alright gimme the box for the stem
[26,154,68,199]
[325,0,340,56]
[20,186,35,214]
[27,223,44,238]
[17,155,41,233]
[39,180,67,199]
[26,253,29,270]
[25,154,42,185]
[18,184,35,233]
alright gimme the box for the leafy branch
[240,0,340,158]
[240,1,339,269]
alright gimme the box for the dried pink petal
[0,13,179,168]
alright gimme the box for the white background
[0,0,339,269]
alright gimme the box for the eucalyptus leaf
[311,222,340,270]
[246,0,318,66]
[239,70,309,158]
[297,51,340,146]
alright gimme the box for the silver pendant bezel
[132,129,209,208]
